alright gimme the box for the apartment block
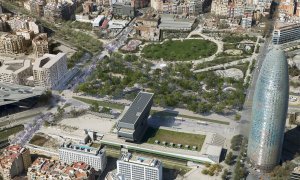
[24,0,46,17]
[0,145,31,180]
[0,33,25,54]
[59,142,107,172]
[272,23,300,44]
[32,33,49,58]
[33,53,67,89]
[0,60,32,85]
[151,0,203,15]
[27,157,95,180]
[117,151,163,180]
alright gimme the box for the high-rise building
[33,53,67,89]
[0,145,31,179]
[247,47,289,172]
[117,151,163,180]
[59,142,107,172]
[32,33,49,58]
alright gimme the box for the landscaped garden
[145,127,206,151]
[142,39,217,61]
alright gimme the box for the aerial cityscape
[0,0,299,179]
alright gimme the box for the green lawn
[151,110,230,125]
[145,128,206,151]
[73,96,125,110]
[142,39,217,61]
[0,125,24,141]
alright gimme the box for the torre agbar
[247,47,289,172]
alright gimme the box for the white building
[108,20,128,29]
[117,151,163,180]
[33,53,67,89]
[272,23,300,44]
[92,15,105,27]
[0,60,32,85]
[59,142,107,172]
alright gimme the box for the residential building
[151,0,204,15]
[27,158,96,180]
[32,33,49,58]
[272,23,300,44]
[0,60,32,85]
[0,145,31,180]
[247,47,289,172]
[241,15,252,28]
[0,33,25,54]
[131,0,149,8]
[24,0,46,17]
[83,0,95,14]
[33,53,67,89]
[112,2,136,17]
[211,0,228,16]
[59,142,107,172]
[117,150,163,180]
[6,17,40,34]
[117,91,154,142]
[135,15,160,41]
[44,1,76,22]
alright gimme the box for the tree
[202,169,209,175]
[225,151,234,165]
[222,169,229,180]
[235,113,241,121]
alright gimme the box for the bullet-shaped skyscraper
[247,47,289,172]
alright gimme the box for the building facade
[0,33,25,54]
[272,23,300,44]
[59,142,107,172]
[32,33,49,58]
[112,3,136,17]
[0,145,31,180]
[247,47,289,172]
[117,151,163,180]
[33,53,67,89]
[0,60,32,85]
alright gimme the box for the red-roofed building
[0,144,31,180]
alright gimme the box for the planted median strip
[72,96,125,110]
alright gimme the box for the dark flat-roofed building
[117,91,154,142]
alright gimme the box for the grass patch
[90,142,101,148]
[151,110,229,125]
[0,125,24,141]
[145,127,206,151]
[195,55,247,70]
[142,39,217,61]
[29,134,48,146]
[73,96,125,110]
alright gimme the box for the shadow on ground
[282,126,300,161]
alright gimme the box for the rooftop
[0,145,27,170]
[119,91,153,126]
[0,82,44,106]
[60,142,105,156]
[0,59,31,74]
[33,53,66,70]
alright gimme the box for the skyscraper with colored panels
[247,47,289,172]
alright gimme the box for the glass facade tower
[247,47,289,172]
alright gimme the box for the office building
[32,33,49,58]
[112,2,136,17]
[117,151,163,180]
[117,91,154,142]
[27,157,96,180]
[272,23,300,44]
[291,166,300,180]
[33,53,67,89]
[59,142,107,172]
[0,145,31,179]
[247,47,289,172]
[0,60,32,85]
[0,33,25,54]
